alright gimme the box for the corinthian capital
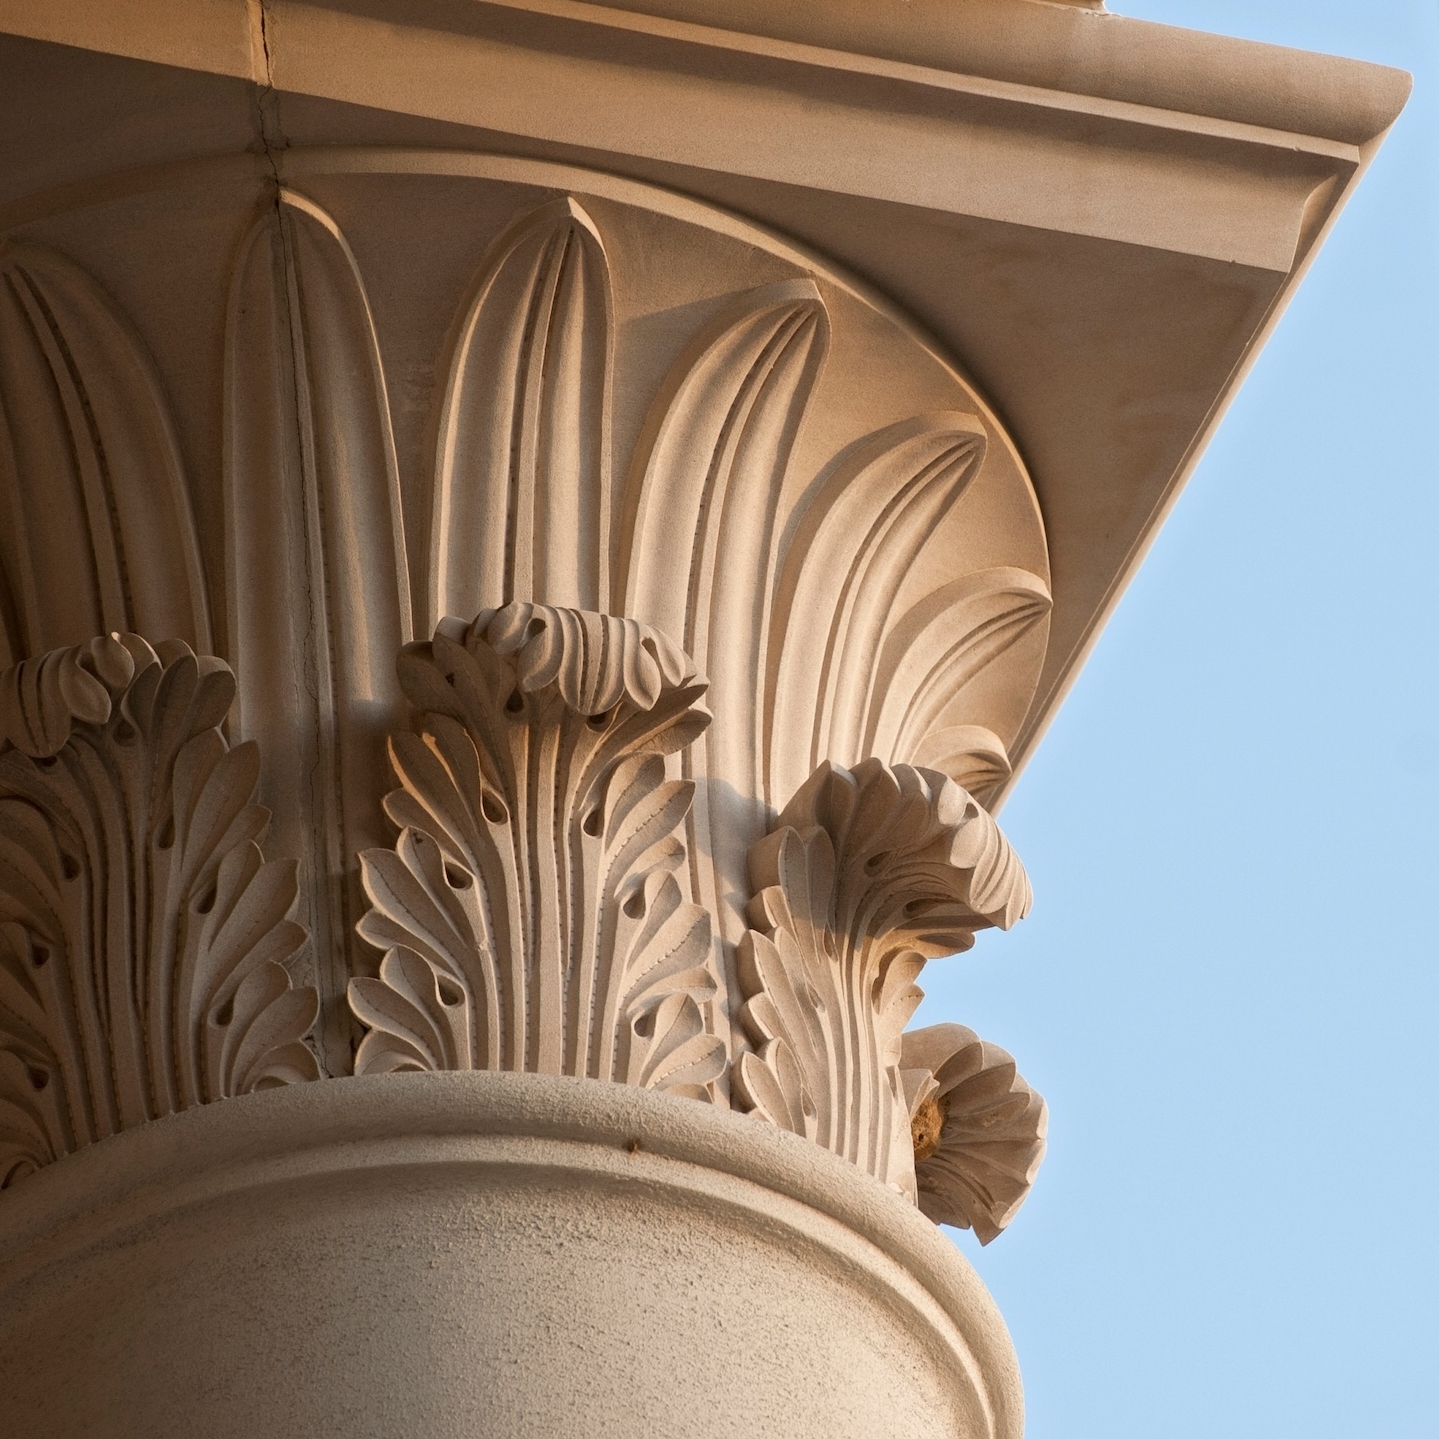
[0,8,1399,1435]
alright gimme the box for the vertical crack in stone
[250,0,287,185]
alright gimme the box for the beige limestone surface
[0,4,1407,1436]
[0,151,1052,1083]
[0,1071,1023,1439]
[0,0,1409,793]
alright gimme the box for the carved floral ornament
[0,635,318,1189]
[0,617,1046,1241]
[0,174,1050,1238]
[347,604,724,1098]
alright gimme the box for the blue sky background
[913,2,1439,1435]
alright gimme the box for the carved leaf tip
[901,1022,1047,1244]
[0,632,156,757]
[431,196,613,626]
[0,242,213,662]
[351,607,723,1100]
[471,602,700,715]
[349,944,472,1075]
[0,635,320,1190]
[733,757,1032,1196]
[771,756,1032,941]
[912,724,1013,806]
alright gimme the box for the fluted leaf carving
[432,197,612,626]
[909,724,1014,797]
[902,1022,1047,1243]
[620,279,830,1022]
[0,634,318,1190]
[625,281,827,795]
[0,241,210,668]
[873,567,1052,782]
[734,759,1030,1194]
[419,198,1051,1060]
[349,604,725,1099]
[769,414,990,802]
[223,189,412,1067]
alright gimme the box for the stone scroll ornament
[0,634,320,1189]
[733,757,1046,1231]
[347,604,727,1099]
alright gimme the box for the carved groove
[0,241,210,669]
[874,567,1052,770]
[223,189,412,1068]
[770,415,990,801]
[624,283,830,952]
[0,634,319,1189]
[733,758,1030,1195]
[432,198,613,627]
[349,604,725,1100]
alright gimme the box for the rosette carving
[733,758,1030,1195]
[348,604,726,1099]
[0,634,319,1189]
[901,1023,1047,1243]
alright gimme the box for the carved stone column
[0,5,1404,1437]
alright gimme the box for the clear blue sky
[913,3,1439,1435]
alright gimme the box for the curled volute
[731,757,1034,1201]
